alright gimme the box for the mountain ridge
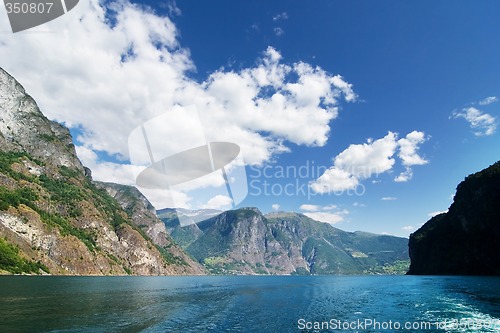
[161,207,410,275]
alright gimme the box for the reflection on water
[0,276,499,332]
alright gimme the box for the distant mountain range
[160,207,410,275]
[408,161,500,275]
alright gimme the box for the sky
[0,0,499,236]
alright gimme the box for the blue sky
[169,0,500,235]
[1,0,498,236]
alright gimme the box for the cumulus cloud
[381,197,397,201]
[310,168,359,193]
[272,204,280,211]
[300,204,348,224]
[401,225,414,231]
[310,131,428,193]
[334,132,398,178]
[452,107,496,136]
[202,195,233,210]
[478,96,498,106]
[397,131,428,166]
[0,0,356,208]
[395,131,428,182]
[394,170,411,182]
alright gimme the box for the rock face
[162,207,409,275]
[408,161,500,275]
[0,68,83,172]
[95,182,204,274]
[0,67,203,275]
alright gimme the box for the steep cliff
[408,161,500,275]
[163,208,409,275]
[0,67,201,275]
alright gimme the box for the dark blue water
[0,276,499,332]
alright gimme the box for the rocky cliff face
[408,161,500,275]
[0,67,202,275]
[0,68,83,172]
[95,182,204,274]
[163,208,409,275]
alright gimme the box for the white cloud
[397,131,428,167]
[394,169,412,182]
[300,204,321,211]
[202,195,233,210]
[75,146,98,168]
[304,212,344,224]
[334,132,398,178]
[300,204,348,224]
[478,96,498,106]
[428,210,448,217]
[310,168,359,193]
[452,107,496,136]
[0,0,356,208]
[381,197,397,201]
[310,131,428,193]
[395,131,428,182]
[75,145,144,185]
[401,225,414,231]
[141,188,192,210]
[272,204,280,211]
[189,49,356,159]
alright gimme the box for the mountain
[157,208,222,249]
[158,207,222,230]
[408,161,500,275]
[161,207,409,275]
[0,67,203,275]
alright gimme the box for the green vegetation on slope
[155,244,188,267]
[0,151,41,181]
[0,237,49,274]
[0,153,97,251]
[0,186,38,211]
[0,150,188,269]
[364,260,410,275]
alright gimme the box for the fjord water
[1,276,499,332]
